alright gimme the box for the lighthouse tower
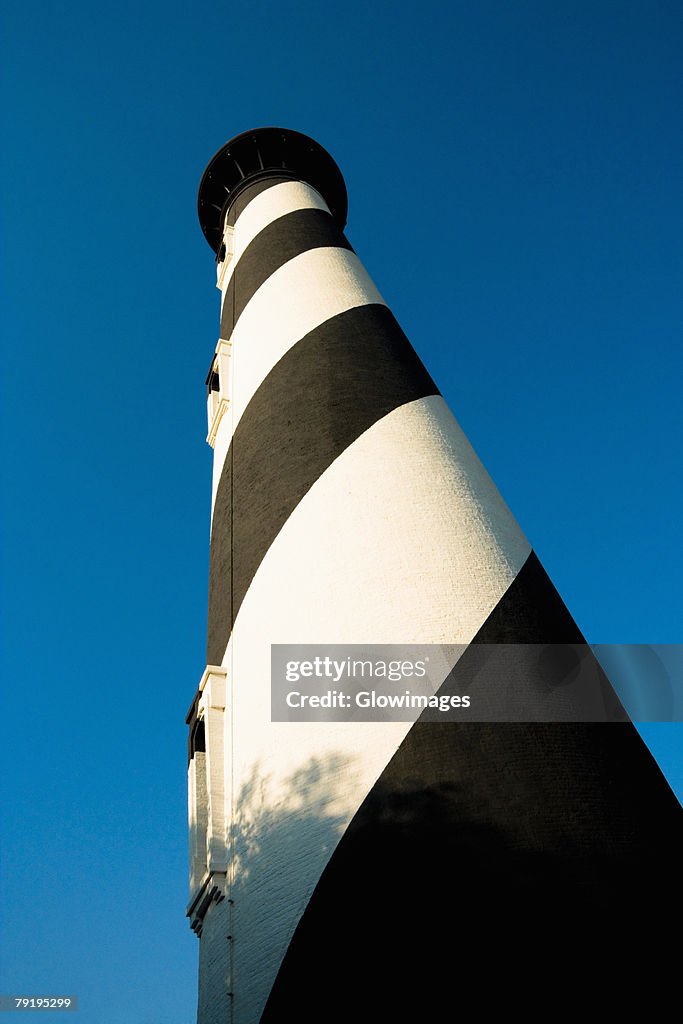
[186,129,681,1023]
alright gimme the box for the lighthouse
[186,129,682,1023]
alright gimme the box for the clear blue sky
[1,1,681,1021]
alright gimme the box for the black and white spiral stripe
[203,177,682,1023]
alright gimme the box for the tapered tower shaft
[187,128,682,1024]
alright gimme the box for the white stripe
[210,247,386,517]
[223,394,531,1020]
[219,180,331,299]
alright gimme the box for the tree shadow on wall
[227,753,353,1007]
[231,753,351,882]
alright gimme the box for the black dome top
[197,127,348,252]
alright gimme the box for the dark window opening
[206,368,220,396]
[191,719,206,756]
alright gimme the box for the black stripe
[260,553,683,1020]
[219,208,353,339]
[420,550,622,722]
[472,550,583,642]
[206,303,438,665]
